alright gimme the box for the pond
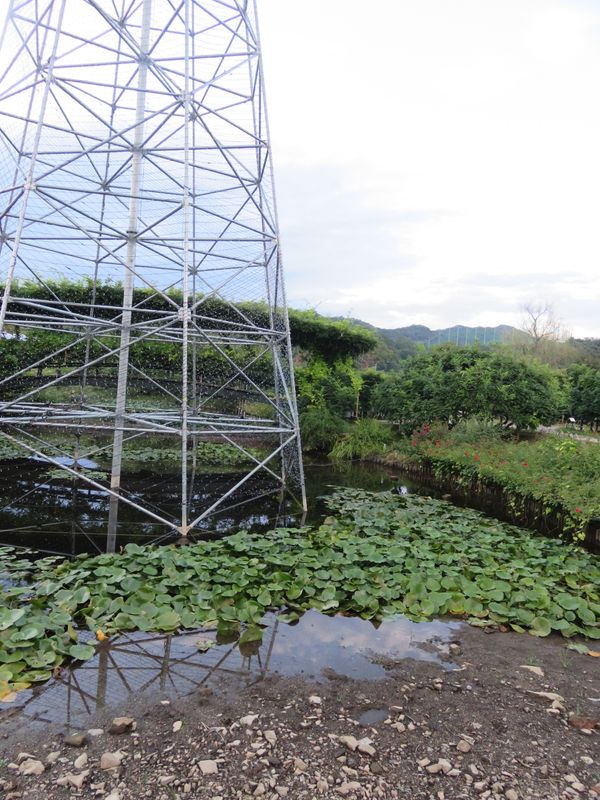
[0,457,424,556]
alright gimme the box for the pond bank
[367,452,600,554]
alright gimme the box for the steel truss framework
[0,0,305,543]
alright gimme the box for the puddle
[2,610,461,731]
[357,708,389,726]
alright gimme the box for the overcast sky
[258,0,600,336]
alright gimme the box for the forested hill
[331,318,521,370]
[345,320,519,346]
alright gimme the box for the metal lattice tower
[0,0,305,546]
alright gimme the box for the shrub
[446,417,503,446]
[330,419,392,461]
[300,406,347,453]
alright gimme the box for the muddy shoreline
[1,620,598,800]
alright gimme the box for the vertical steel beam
[106,0,154,550]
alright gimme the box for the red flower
[411,440,417,447]
[575,507,582,513]
[474,454,480,461]
[522,462,529,467]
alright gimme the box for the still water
[6,610,461,732]
[0,457,421,556]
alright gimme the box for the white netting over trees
[0,0,305,546]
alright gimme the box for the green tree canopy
[372,345,566,431]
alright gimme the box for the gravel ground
[0,624,598,800]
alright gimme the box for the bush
[446,417,504,446]
[300,406,347,453]
[330,419,392,461]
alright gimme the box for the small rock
[337,781,362,796]
[16,752,37,762]
[275,789,289,797]
[356,737,376,757]
[457,740,472,753]
[19,759,45,776]
[199,759,218,775]
[339,735,359,752]
[108,717,134,735]
[57,770,89,790]
[264,730,277,746]
[519,665,544,678]
[100,751,124,770]
[309,695,322,705]
[240,714,258,727]
[158,775,175,786]
[418,758,431,768]
[293,757,308,772]
[64,733,87,748]
[47,752,60,765]
[505,790,518,800]
[74,753,88,770]
[88,728,104,737]
[172,720,182,732]
[104,792,121,800]
[581,757,593,765]
[528,691,564,704]
[254,783,267,797]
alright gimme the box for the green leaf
[530,617,552,637]
[555,593,580,611]
[0,608,26,630]
[256,590,272,607]
[153,610,181,631]
[69,643,96,661]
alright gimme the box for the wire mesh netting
[0,0,305,546]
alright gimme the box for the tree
[568,364,600,431]
[372,345,564,432]
[521,302,565,353]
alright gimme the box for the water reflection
[0,460,415,555]
[3,611,460,731]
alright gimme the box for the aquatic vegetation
[0,489,598,696]
[394,425,600,537]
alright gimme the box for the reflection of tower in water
[14,621,280,730]
[0,0,306,548]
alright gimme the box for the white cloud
[259,0,600,336]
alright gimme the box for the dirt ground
[0,625,598,800]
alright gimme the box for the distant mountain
[331,317,524,370]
